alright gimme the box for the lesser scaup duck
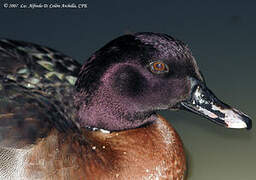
[0,32,252,179]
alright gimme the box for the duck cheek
[165,78,191,107]
[140,78,190,109]
[112,67,147,98]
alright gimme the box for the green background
[1,0,255,179]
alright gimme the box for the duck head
[75,32,252,131]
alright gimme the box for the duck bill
[179,77,252,129]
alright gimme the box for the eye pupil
[149,61,169,74]
[156,63,163,68]
[153,62,165,71]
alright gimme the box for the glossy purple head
[75,32,252,131]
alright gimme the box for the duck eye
[149,61,169,74]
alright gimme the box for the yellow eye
[149,61,169,74]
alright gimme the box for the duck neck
[75,88,157,131]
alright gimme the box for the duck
[0,32,252,180]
